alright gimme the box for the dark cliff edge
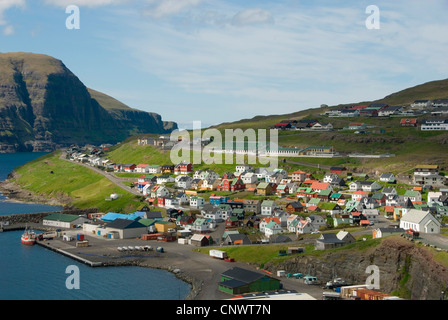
[0,52,178,152]
[264,237,448,300]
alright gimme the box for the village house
[236,164,254,174]
[218,178,245,192]
[349,180,382,192]
[285,201,304,214]
[380,173,396,184]
[264,219,283,237]
[191,218,211,233]
[352,191,369,202]
[189,196,205,208]
[176,175,192,189]
[256,182,275,196]
[307,214,326,230]
[261,200,276,215]
[157,176,175,184]
[259,217,281,234]
[174,161,193,175]
[201,204,226,222]
[362,209,379,223]
[242,199,261,214]
[400,118,418,127]
[404,190,422,203]
[290,170,310,183]
[373,227,405,239]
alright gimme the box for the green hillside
[10,151,143,213]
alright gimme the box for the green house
[219,267,281,295]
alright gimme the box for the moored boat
[21,228,37,245]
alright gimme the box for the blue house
[209,195,229,205]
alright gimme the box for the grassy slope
[12,151,143,213]
[210,79,448,172]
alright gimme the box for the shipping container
[76,240,89,247]
[77,234,85,241]
[209,249,227,259]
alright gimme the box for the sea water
[0,153,191,300]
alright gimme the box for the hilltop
[210,78,448,172]
[0,52,177,152]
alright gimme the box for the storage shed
[104,219,147,239]
[43,213,88,229]
[219,267,281,295]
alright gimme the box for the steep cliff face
[0,52,177,152]
[264,237,448,300]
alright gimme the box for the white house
[264,220,283,237]
[241,172,258,184]
[349,180,382,192]
[189,196,205,208]
[362,209,379,223]
[261,200,276,216]
[151,186,170,198]
[428,192,442,205]
[176,176,192,189]
[157,176,175,184]
[352,191,368,202]
[236,164,254,174]
[399,209,441,234]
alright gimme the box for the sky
[1,0,448,129]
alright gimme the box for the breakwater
[0,208,99,225]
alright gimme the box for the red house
[218,178,245,192]
[400,118,418,127]
[157,197,166,206]
[123,164,136,172]
[174,161,193,174]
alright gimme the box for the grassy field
[11,151,143,213]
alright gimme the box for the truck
[209,249,228,260]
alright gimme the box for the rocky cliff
[0,52,177,152]
[264,237,448,300]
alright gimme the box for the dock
[36,240,103,267]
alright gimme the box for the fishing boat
[21,228,37,245]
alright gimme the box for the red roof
[275,123,290,126]
[353,191,368,195]
[350,105,367,110]
[311,181,330,190]
[400,118,417,124]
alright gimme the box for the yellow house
[155,220,176,233]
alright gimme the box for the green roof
[138,218,156,226]
[262,200,275,207]
[44,213,80,222]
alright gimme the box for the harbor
[1,220,327,300]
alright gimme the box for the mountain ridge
[0,52,177,152]
[212,78,448,130]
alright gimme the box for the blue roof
[101,212,141,222]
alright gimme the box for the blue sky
[1,0,448,129]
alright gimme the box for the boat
[21,228,37,245]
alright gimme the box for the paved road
[59,152,141,196]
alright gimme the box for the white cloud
[142,0,203,19]
[2,24,14,35]
[231,8,274,26]
[42,0,128,8]
[0,0,25,25]
[118,1,448,123]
